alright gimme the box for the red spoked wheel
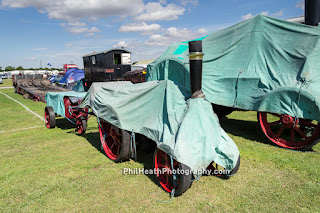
[98,119,131,163]
[154,149,192,196]
[44,106,56,129]
[258,112,320,150]
[76,117,87,134]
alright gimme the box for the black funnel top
[189,40,202,53]
[305,0,320,26]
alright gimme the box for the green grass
[0,78,13,88]
[0,86,319,212]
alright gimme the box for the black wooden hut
[82,49,131,87]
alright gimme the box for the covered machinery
[46,41,240,197]
[147,14,320,150]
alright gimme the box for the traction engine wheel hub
[281,115,295,127]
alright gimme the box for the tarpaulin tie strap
[97,117,107,150]
[65,117,75,125]
[293,78,306,128]
[68,106,73,117]
[191,175,201,182]
[130,130,137,161]
[157,154,177,203]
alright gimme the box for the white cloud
[66,26,100,35]
[180,0,199,6]
[24,57,37,61]
[241,11,269,20]
[241,13,254,20]
[1,0,144,21]
[296,0,304,10]
[135,2,185,21]
[271,10,283,17]
[159,0,167,5]
[145,27,208,46]
[65,43,73,47]
[68,21,87,27]
[113,41,129,48]
[32,48,48,51]
[119,22,161,33]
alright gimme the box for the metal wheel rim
[99,120,122,160]
[45,109,50,128]
[258,112,320,149]
[154,149,180,193]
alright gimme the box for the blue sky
[0,0,305,69]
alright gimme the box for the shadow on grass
[55,117,76,130]
[220,117,316,152]
[219,117,269,145]
[73,130,161,189]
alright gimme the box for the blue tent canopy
[60,68,85,85]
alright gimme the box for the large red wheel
[154,149,192,196]
[98,119,131,162]
[44,106,56,129]
[258,112,320,150]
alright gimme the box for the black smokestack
[188,40,204,96]
[305,0,320,26]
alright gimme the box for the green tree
[5,66,15,71]
[17,67,23,70]
[16,66,24,70]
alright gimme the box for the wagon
[44,91,90,133]
[147,14,320,150]
[77,41,240,196]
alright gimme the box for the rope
[68,106,73,117]
[130,130,137,161]
[157,154,177,203]
[97,117,108,151]
[293,78,306,127]
[191,175,201,182]
[65,117,75,125]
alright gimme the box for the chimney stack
[305,0,320,26]
[188,40,204,97]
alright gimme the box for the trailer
[44,91,90,133]
[13,76,69,102]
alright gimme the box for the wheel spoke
[275,126,285,138]
[290,129,295,142]
[270,113,281,117]
[116,142,120,155]
[166,174,169,185]
[110,140,115,150]
[173,161,179,167]
[300,119,317,128]
[294,126,307,139]
[269,120,281,126]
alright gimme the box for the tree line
[0,66,63,71]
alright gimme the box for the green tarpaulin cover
[46,91,87,117]
[79,80,239,176]
[147,15,320,122]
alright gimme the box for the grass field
[0,78,319,212]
